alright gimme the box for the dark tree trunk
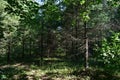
[40,35,43,60]
[75,6,78,55]
[75,22,78,54]
[22,36,25,58]
[40,22,44,62]
[47,29,50,58]
[71,27,74,54]
[65,39,68,55]
[29,36,32,56]
[7,39,11,63]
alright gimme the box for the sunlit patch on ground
[0,57,120,80]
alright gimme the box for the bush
[95,31,120,70]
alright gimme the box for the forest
[0,0,120,80]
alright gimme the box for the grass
[0,56,120,80]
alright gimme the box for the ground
[0,57,120,80]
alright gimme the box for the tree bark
[75,6,78,55]
[75,21,78,54]
[40,22,44,62]
[7,39,11,63]
[71,27,74,54]
[84,22,89,69]
[29,36,32,56]
[22,36,25,58]
[47,29,50,58]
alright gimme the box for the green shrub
[95,31,120,70]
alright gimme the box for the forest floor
[0,57,120,80]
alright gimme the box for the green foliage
[0,0,8,38]
[0,0,7,12]
[0,74,8,80]
[0,0,120,79]
[95,31,120,68]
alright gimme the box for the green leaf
[80,0,85,5]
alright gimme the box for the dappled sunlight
[0,0,120,79]
[0,63,24,69]
[0,56,120,80]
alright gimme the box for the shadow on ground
[0,56,120,80]
[0,66,40,80]
[72,69,120,80]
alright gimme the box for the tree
[0,0,20,62]
[0,0,40,62]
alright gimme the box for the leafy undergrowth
[0,57,120,80]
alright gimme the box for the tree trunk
[71,27,74,54]
[7,39,11,63]
[75,22,78,55]
[40,22,44,62]
[29,36,32,56]
[40,34,43,60]
[84,22,89,69]
[22,36,25,58]
[75,6,79,57]
[47,29,50,58]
